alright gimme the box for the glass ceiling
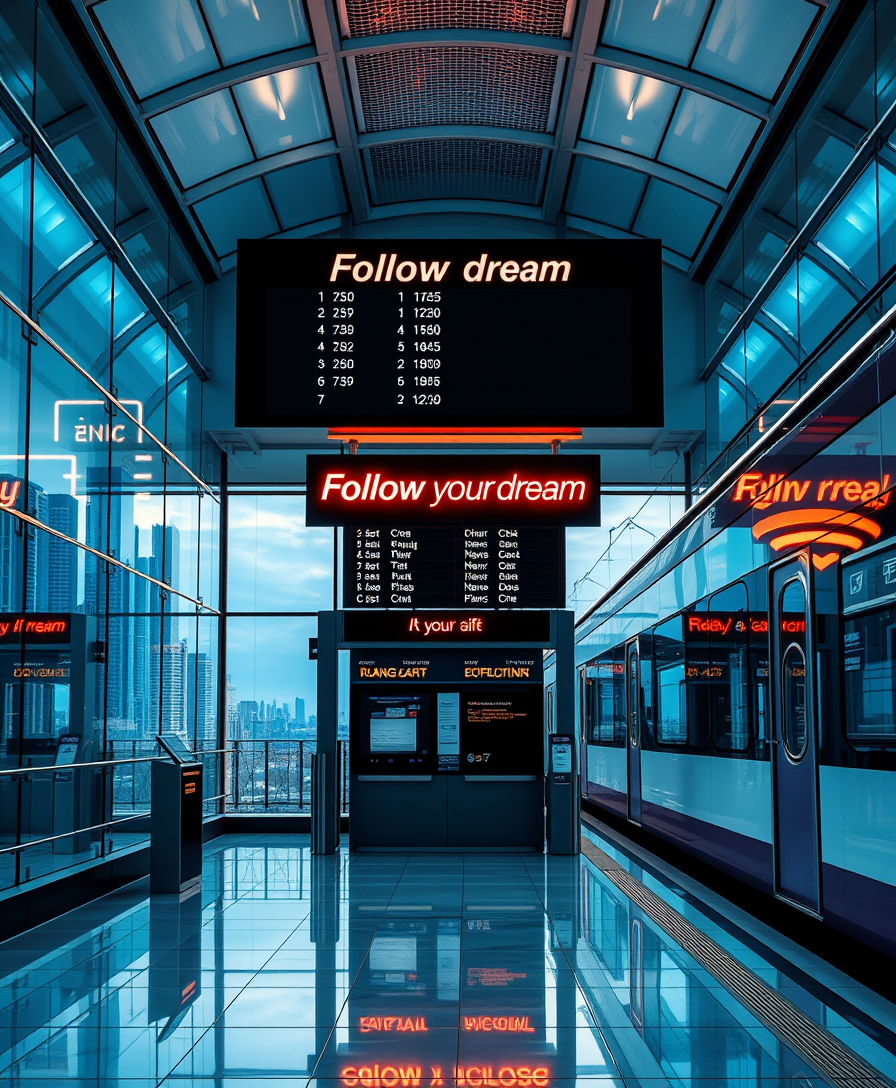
[70,0,832,270]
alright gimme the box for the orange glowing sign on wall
[729,466,893,570]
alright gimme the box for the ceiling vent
[367,139,547,205]
[339,0,575,38]
[352,47,561,133]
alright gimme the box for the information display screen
[345,524,564,608]
[359,693,431,771]
[459,689,542,775]
[54,733,80,765]
[235,239,663,428]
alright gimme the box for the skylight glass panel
[0,113,15,154]
[693,0,815,100]
[152,92,253,189]
[602,0,712,66]
[31,162,96,293]
[814,163,891,286]
[41,257,115,369]
[564,157,646,229]
[634,178,716,258]
[265,156,347,228]
[202,0,311,65]
[761,265,798,338]
[95,0,219,99]
[581,66,677,158]
[744,321,793,403]
[658,91,759,187]
[194,178,278,256]
[234,67,330,157]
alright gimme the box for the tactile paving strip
[580,835,894,1088]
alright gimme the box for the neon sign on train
[728,461,895,570]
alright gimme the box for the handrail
[0,811,148,855]
[0,755,165,777]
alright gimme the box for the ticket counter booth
[0,614,99,853]
[317,609,576,853]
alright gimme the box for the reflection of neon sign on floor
[53,399,144,444]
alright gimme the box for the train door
[625,638,642,824]
[769,555,821,914]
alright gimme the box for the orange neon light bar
[328,428,582,445]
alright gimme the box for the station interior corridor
[2,825,895,1088]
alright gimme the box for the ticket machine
[318,609,577,853]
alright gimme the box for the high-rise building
[150,523,180,646]
[188,651,215,745]
[0,476,48,611]
[295,698,305,726]
[150,641,188,735]
[237,701,258,740]
[46,493,79,611]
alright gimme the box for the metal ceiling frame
[68,0,840,273]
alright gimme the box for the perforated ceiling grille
[368,139,545,204]
[342,0,572,38]
[354,48,558,133]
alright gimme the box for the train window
[708,583,751,752]
[780,578,808,760]
[782,643,808,759]
[655,617,686,745]
[588,649,626,745]
[843,606,896,743]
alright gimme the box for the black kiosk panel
[349,650,544,849]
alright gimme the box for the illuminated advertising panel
[307,455,600,526]
[718,455,896,570]
[235,238,663,428]
[0,614,72,643]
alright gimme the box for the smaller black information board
[345,524,564,608]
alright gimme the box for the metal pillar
[313,611,339,853]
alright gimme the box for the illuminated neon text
[0,479,21,511]
[732,472,891,511]
[319,473,587,509]
[462,1016,534,1033]
[329,252,570,284]
[359,1017,428,1032]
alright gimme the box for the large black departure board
[235,239,663,428]
[345,525,564,608]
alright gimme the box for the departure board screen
[345,525,564,608]
[235,239,663,428]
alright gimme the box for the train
[553,316,896,958]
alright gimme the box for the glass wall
[223,489,335,812]
[0,13,217,891]
[700,0,896,481]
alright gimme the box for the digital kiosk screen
[359,693,431,771]
[459,689,542,775]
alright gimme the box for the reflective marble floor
[0,830,894,1088]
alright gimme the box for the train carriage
[562,323,896,957]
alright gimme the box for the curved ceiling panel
[74,0,834,271]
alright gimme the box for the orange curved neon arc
[752,508,882,540]
[767,531,865,552]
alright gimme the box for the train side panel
[819,765,896,955]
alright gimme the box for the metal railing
[0,753,163,889]
[225,739,349,813]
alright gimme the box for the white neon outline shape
[53,399,144,443]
